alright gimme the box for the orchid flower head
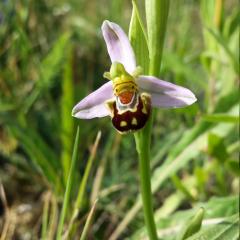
[72,20,197,133]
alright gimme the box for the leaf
[177,208,204,240]
[132,195,239,240]
[223,9,240,37]
[129,0,149,73]
[227,160,240,176]
[186,214,239,240]
[200,0,216,28]
[24,32,71,112]
[208,133,228,162]
[145,0,170,75]
[171,175,196,201]
[203,114,239,123]
[40,32,71,87]
[200,196,239,218]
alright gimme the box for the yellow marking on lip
[142,105,148,114]
[114,81,135,87]
[131,117,138,125]
[105,99,115,118]
[120,121,127,127]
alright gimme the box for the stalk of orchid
[72,14,196,240]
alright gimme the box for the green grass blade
[79,200,98,240]
[41,192,51,240]
[24,33,71,112]
[64,131,101,239]
[203,114,239,123]
[56,126,80,240]
[61,46,74,185]
[75,131,101,213]
[8,125,60,187]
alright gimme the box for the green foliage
[177,208,204,240]
[79,199,98,240]
[145,0,170,75]
[186,214,239,240]
[60,45,75,184]
[129,0,149,73]
[208,133,228,162]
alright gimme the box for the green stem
[134,115,157,240]
[130,1,170,239]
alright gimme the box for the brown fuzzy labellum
[106,93,151,134]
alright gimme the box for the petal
[102,20,136,74]
[137,76,197,108]
[72,81,114,119]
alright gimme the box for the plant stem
[130,1,170,239]
[134,118,158,240]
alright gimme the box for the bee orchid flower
[72,20,197,133]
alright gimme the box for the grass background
[0,0,239,239]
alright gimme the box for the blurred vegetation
[0,0,239,239]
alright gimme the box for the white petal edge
[72,81,114,119]
[102,20,136,74]
[137,75,197,108]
